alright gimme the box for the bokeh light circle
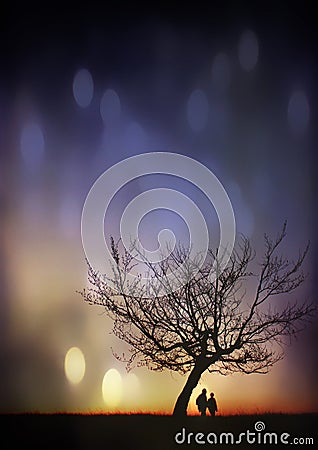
[102,368,122,408]
[100,89,121,125]
[187,89,209,131]
[73,68,94,108]
[81,152,236,296]
[288,90,310,135]
[64,347,86,384]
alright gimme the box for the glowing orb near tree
[102,368,123,408]
[64,347,86,384]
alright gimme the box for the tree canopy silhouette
[80,222,316,416]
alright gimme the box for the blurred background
[0,1,317,414]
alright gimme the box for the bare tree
[80,222,316,416]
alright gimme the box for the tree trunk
[172,362,206,416]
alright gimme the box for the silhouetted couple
[196,388,218,416]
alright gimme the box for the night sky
[1,1,317,413]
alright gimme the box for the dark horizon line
[1,410,317,417]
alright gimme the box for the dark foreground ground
[1,413,317,449]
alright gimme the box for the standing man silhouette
[207,392,218,417]
[196,388,208,416]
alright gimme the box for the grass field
[2,412,317,449]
